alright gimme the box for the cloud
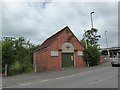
[2,1,118,48]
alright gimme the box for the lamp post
[84,30,87,49]
[83,30,89,67]
[105,31,110,57]
[90,11,94,29]
[105,31,108,48]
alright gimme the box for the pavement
[2,61,112,88]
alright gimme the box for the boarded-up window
[51,51,59,57]
[78,51,83,56]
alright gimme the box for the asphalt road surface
[3,65,118,88]
[0,77,2,89]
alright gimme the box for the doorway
[62,53,74,67]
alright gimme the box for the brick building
[33,26,86,72]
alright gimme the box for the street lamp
[84,30,88,49]
[105,31,108,48]
[90,11,94,29]
[105,31,110,57]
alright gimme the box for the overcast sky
[2,0,118,48]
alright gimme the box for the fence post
[5,64,8,76]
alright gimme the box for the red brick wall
[33,49,49,72]
[47,40,61,70]
[49,29,86,69]
[33,28,86,72]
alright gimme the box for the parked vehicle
[111,58,120,67]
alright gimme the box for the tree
[81,28,101,66]
[83,28,101,47]
[2,37,36,76]
[2,37,16,75]
[13,37,35,74]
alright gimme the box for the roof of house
[35,26,83,52]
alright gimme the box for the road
[3,63,118,88]
[0,76,2,89]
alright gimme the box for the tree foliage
[82,41,101,66]
[2,37,15,74]
[2,37,36,76]
[83,28,101,46]
[81,28,101,66]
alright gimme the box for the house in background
[33,26,86,72]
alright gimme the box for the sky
[1,0,119,48]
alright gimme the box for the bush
[19,56,34,74]
[9,62,21,76]
[2,37,36,76]
[23,63,34,74]
[83,45,101,66]
[8,62,34,76]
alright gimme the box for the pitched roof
[35,26,83,52]
[35,26,69,52]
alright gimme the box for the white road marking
[101,67,106,70]
[89,75,115,85]
[5,83,31,88]
[18,83,31,86]
[55,74,75,80]
[67,74,74,78]
[87,70,93,73]
[56,76,67,79]
[94,69,99,71]
[101,66,110,70]
[89,82,96,85]
[79,72,86,75]
[40,79,49,82]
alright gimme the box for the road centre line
[101,67,106,70]
[54,66,111,80]
[5,83,31,88]
[66,74,75,77]
[40,79,49,82]
[101,66,110,70]
[7,79,49,88]
[88,66,111,73]
[94,69,100,71]
[18,83,31,86]
[79,72,85,75]
[89,75,115,85]
[55,66,110,80]
[87,70,93,73]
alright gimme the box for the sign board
[51,51,58,56]
[62,42,74,53]
[78,51,83,56]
